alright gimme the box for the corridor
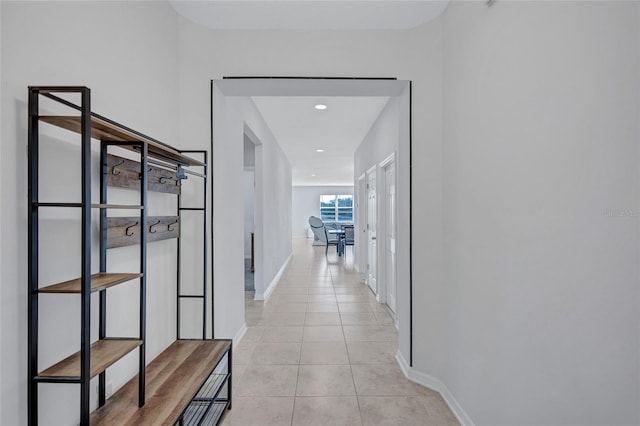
[223,238,459,425]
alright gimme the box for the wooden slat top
[40,339,142,378]
[39,272,142,294]
[91,340,231,426]
[40,115,206,167]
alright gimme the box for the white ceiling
[252,96,390,186]
[169,1,449,30]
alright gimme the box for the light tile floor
[222,238,459,426]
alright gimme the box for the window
[320,194,353,222]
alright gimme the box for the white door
[367,171,377,293]
[357,175,367,276]
[385,164,397,313]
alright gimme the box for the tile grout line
[333,261,366,426]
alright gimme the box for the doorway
[211,78,412,363]
[243,135,256,292]
[366,166,377,294]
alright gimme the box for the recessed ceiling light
[316,149,324,153]
[314,104,327,110]
[311,174,317,177]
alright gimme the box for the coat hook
[149,220,162,234]
[111,159,126,176]
[159,176,174,185]
[167,219,179,232]
[125,221,138,236]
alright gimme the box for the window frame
[319,194,353,223]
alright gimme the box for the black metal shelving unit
[27,86,209,425]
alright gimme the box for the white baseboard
[254,252,292,302]
[395,351,475,426]
[233,323,248,345]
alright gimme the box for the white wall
[292,185,354,238]
[1,2,182,425]
[439,2,640,424]
[353,93,412,359]
[210,91,292,333]
[354,97,399,276]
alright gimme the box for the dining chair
[308,216,340,255]
[323,226,341,255]
[342,225,355,257]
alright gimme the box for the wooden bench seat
[91,340,231,425]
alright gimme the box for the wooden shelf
[39,272,142,294]
[33,202,143,209]
[39,339,142,379]
[91,340,231,425]
[40,115,205,167]
[92,204,144,210]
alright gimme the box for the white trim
[254,252,292,301]
[233,323,248,345]
[395,351,475,426]
[378,151,396,168]
[366,164,377,175]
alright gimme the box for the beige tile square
[358,396,431,426]
[236,365,299,396]
[292,397,362,426]
[339,303,373,313]
[308,288,335,295]
[340,312,378,325]
[332,281,360,287]
[268,312,306,326]
[307,303,339,313]
[234,341,258,365]
[296,365,356,396]
[347,342,397,364]
[261,326,304,342]
[305,312,342,326]
[273,286,309,295]
[300,341,349,365]
[351,364,435,396]
[369,302,389,313]
[343,326,397,342]
[307,294,337,303]
[242,326,265,342]
[374,311,395,326]
[277,294,309,303]
[306,281,334,288]
[250,342,301,365]
[336,295,371,303]
[230,364,249,397]
[221,397,294,426]
[423,395,460,425]
[303,326,345,342]
[266,302,307,313]
[245,311,269,326]
[334,287,365,295]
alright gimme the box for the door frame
[243,125,264,300]
[211,77,414,367]
[355,173,367,278]
[376,153,395,304]
[366,164,378,295]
